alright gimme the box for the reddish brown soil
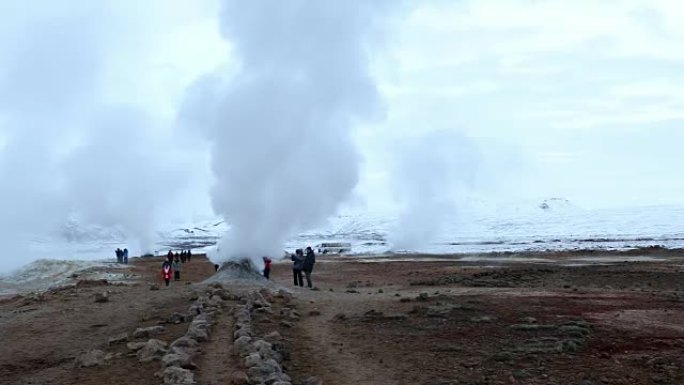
[0,256,215,385]
[268,257,684,385]
[2,253,684,385]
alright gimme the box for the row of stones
[232,289,293,385]
[156,284,234,384]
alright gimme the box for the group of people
[257,247,316,288]
[115,248,129,264]
[161,249,193,286]
[291,246,316,288]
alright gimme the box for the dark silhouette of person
[291,249,304,287]
[303,246,316,288]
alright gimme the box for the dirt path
[194,300,239,385]
[284,289,401,385]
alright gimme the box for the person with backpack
[291,249,304,287]
[303,246,316,289]
[162,261,173,286]
[263,256,272,279]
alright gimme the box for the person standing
[167,250,174,264]
[123,248,129,264]
[303,246,316,289]
[172,256,181,281]
[187,249,192,262]
[291,249,304,287]
[115,248,122,264]
[263,256,272,279]
[162,261,172,287]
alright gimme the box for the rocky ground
[2,252,684,385]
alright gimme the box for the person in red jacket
[263,256,272,279]
[162,261,173,286]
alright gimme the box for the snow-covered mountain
[155,199,684,255]
[14,199,684,268]
[3,199,684,295]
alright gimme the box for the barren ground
[2,251,684,385]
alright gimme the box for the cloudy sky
[1,0,683,251]
[361,0,684,210]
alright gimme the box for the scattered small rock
[127,342,148,351]
[160,366,195,385]
[74,349,106,368]
[170,337,199,350]
[108,333,129,345]
[167,313,189,324]
[265,331,282,342]
[133,325,166,339]
[231,371,249,385]
[245,352,262,367]
[150,283,160,291]
[309,310,321,316]
[513,369,531,379]
[94,292,109,303]
[137,339,168,362]
[416,293,429,301]
[161,349,196,370]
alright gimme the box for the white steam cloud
[0,1,203,271]
[182,1,384,263]
[389,130,481,250]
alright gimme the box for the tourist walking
[263,256,272,279]
[291,249,304,287]
[162,261,172,287]
[303,246,316,288]
[172,257,181,281]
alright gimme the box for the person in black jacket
[291,249,304,287]
[303,246,316,289]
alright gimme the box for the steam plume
[389,130,481,250]
[182,1,384,263]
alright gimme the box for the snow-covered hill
[4,199,684,282]
[3,199,684,295]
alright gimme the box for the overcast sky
[2,0,684,231]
